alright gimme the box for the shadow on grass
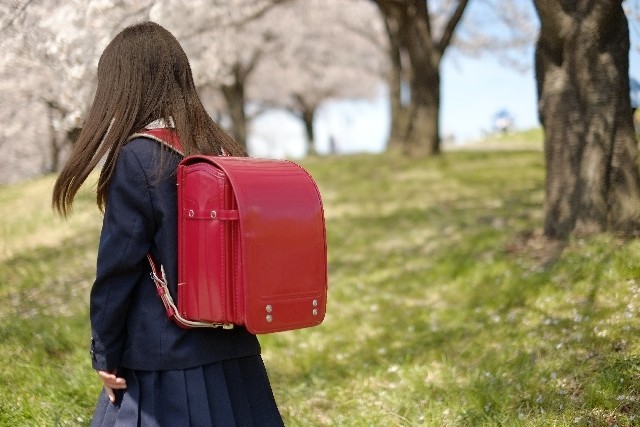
[270,192,640,424]
[0,231,96,319]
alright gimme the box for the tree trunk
[45,100,76,173]
[293,94,318,156]
[221,64,249,150]
[46,102,60,174]
[301,107,317,156]
[374,0,469,156]
[221,80,248,151]
[404,25,441,155]
[382,8,410,151]
[43,99,79,173]
[66,127,81,145]
[534,0,640,239]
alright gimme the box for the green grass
[2,138,640,426]
[455,127,544,151]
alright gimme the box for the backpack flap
[209,157,327,334]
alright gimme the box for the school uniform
[89,136,283,426]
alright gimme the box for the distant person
[492,109,513,135]
[52,22,283,426]
[329,135,338,155]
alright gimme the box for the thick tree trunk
[534,0,640,239]
[402,2,442,156]
[405,44,441,155]
[374,0,468,156]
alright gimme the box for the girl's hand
[97,370,127,403]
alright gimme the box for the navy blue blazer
[90,137,260,372]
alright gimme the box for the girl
[52,21,283,426]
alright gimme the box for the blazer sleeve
[89,146,155,371]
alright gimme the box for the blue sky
[440,46,640,144]
[249,21,640,158]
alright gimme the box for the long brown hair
[52,21,245,216]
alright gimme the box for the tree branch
[423,0,432,42]
[182,0,293,41]
[338,19,387,55]
[436,0,470,55]
[231,0,293,28]
[244,48,263,78]
[0,0,36,34]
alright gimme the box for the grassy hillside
[1,146,639,426]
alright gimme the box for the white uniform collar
[146,117,175,129]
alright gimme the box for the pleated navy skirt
[91,355,284,427]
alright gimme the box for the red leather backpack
[136,129,327,334]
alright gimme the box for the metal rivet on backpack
[266,315,273,323]
[188,209,195,218]
[312,299,318,307]
[312,309,318,316]
[265,305,272,313]
[210,210,217,219]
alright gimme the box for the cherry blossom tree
[249,0,387,155]
[1,1,96,177]
[0,0,289,175]
[371,0,541,156]
[371,0,471,155]
[149,0,291,149]
[3,0,386,176]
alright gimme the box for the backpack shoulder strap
[147,255,233,329]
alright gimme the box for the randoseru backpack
[134,128,327,334]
